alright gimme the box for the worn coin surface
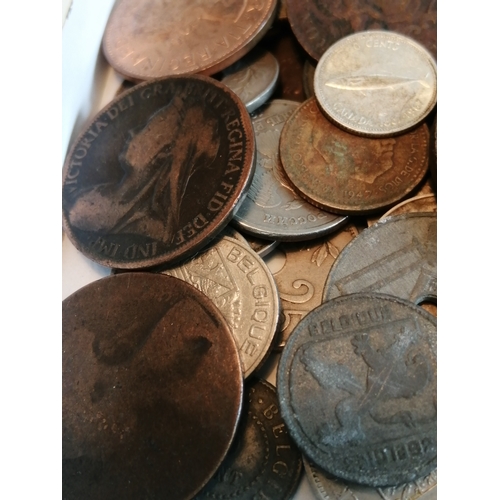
[234,99,348,237]
[304,458,437,500]
[286,0,437,61]
[62,273,243,500]
[314,31,437,137]
[102,0,278,81]
[279,98,429,215]
[160,236,280,378]
[277,292,437,487]
[62,75,255,269]
[324,214,436,305]
[195,378,303,499]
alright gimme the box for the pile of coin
[62,1,437,498]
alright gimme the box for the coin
[160,236,280,378]
[302,58,316,99]
[234,99,348,237]
[279,98,430,215]
[195,379,303,499]
[221,49,279,113]
[102,0,279,81]
[314,31,437,137]
[62,75,255,269]
[381,193,436,219]
[286,0,436,61]
[62,273,243,499]
[277,292,437,487]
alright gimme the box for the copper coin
[279,98,429,215]
[286,0,437,61]
[102,0,278,82]
[62,273,243,499]
[62,75,255,269]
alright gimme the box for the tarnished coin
[221,49,279,113]
[314,31,437,136]
[62,75,255,269]
[279,98,430,215]
[304,457,437,500]
[102,0,278,81]
[234,100,348,237]
[161,236,280,378]
[323,214,436,305]
[195,378,303,499]
[62,273,243,500]
[277,293,437,486]
[286,0,436,61]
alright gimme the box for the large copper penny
[102,0,278,81]
[279,98,429,215]
[62,75,255,269]
[286,0,437,61]
[62,273,243,500]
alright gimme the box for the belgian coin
[221,49,279,113]
[102,0,279,81]
[277,292,437,487]
[286,0,436,61]
[62,75,255,269]
[62,273,243,499]
[161,236,280,378]
[323,214,437,306]
[314,31,437,137]
[279,98,430,215]
[234,100,348,237]
[304,457,437,500]
[195,378,303,499]
[272,224,358,349]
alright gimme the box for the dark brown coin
[62,75,255,269]
[286,0,437,61]
[62,273,243,500]
[195,378,303,499]
[279,98,429,215]
[277,292,437,487]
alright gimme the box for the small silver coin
[221,49,280,113]
[233,99,348,241]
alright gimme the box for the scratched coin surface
[62,75,255,269]
[304,457,437,500]
[62,273,243,500]
[286,0,436,61]
[233,100,348,238]
[161,236,280,377]
[195,378,303,499]
[279,98,429,215]
[314,31,437,136]
[102,0,278,81]
[277,292,437,486]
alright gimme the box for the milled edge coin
[62,75,255,269]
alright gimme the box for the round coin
[279,98,430,215]
[62,273,243,499]
[314,31,437,136]
[277,292,437,487]
[102,0,278,81]
[195,379,303,499]
[62,75,255,269]
[234,99,348,237]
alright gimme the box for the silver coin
[162,236,280,378]
[314,31,437,136]
[323,213,436,306]
[304,457,437,500]
[233,99,348,241]
[221,49,280,113]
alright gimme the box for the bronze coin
[286,0,437,61]
[62,75,255,269]
[62,273,243,500]
[102,0,279,82]
[279,98,429,215]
